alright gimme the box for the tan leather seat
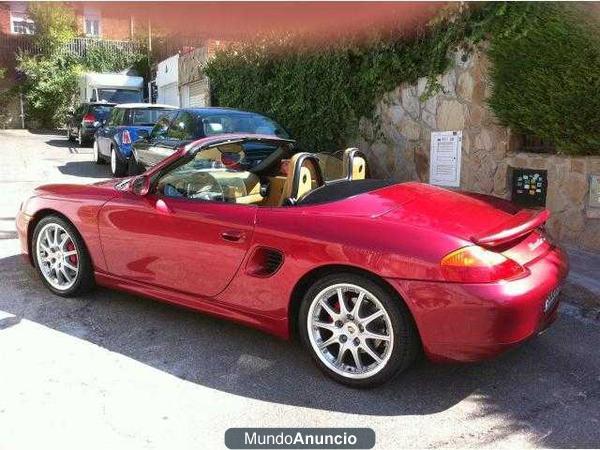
[342,148,367,180]
[279,153,323,205]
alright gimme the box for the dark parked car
[129,108,290,175]
[93,103,177,177]
[66,102,115,146]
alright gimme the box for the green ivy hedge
[487,3,600,155]
[205,14,476,152]
[206,2,600,155]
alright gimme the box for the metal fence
[0,34,39,61]
[64,37,141,57]
[0,35,141,61]
[0,33,212,67]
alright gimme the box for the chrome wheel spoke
[60,266,73,283]
[360,343,383,364]
[63,250,77,257]
[63,260,78,273]
[314,321,338,332]
[44,228,53,246]
[337,288,348,316]
[351,292,365,317]
[318,334,339,349]
[319,299,339,321]
[59,234,69,250]
[362,330,390,342]
[349,346,363,372]
[361,310,384,326]
[335,344,348,365]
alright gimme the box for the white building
[155,54,180,107]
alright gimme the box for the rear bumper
[388,246,569,363]
[81,125,99,140]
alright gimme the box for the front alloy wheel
[300,273,419,387]
[33,216,94,296]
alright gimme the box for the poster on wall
[429,131,462,187]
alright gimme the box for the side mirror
[129,175,150,196]
[136,129,150,142]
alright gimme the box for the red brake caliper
[66,241,77,265]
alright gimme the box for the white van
[79,72,144,105]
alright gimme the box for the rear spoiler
[471,209,550,247]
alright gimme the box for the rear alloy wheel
[110,147,127,177]
[93,140,103,164]
[33,215,95,296]
[299,273,418,387]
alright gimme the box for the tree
[28,2,77,55]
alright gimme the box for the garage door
[180,81,208,108]
[187,81,207,107]
[158,83,179,107]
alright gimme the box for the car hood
[34,179,121,200]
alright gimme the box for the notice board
[429,131,462,187]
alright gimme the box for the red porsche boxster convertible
[16,134,568,387]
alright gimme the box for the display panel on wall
[429,131,462,188]
[510,167,548,208]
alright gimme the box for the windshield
[131,108,173,126]
[156,141,291,203]
[96,89,142,104]
[200,113,290,138]
[89,105,114,120]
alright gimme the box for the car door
[135,110,178,168]
[97,166,257,298]
[97,108,116,156]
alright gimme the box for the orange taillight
[441,245,527,283]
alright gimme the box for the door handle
[221,230,245,242]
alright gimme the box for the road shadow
[45,139,90,154]
[57,161,110,179]
[0,253,598,446]
[27,129,65,136]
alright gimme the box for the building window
[84,9,101,37]
[10,3,35,35]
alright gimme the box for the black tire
[299,272,419,388]
[32,215,95,297]
[111,147,127,177]
[77,129,85,147]
[127,152,144,176]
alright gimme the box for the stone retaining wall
[352,48,600,251]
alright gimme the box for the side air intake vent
[264,250,283,274]
[246,247,284,277]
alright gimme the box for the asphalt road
[0,130,599,449]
